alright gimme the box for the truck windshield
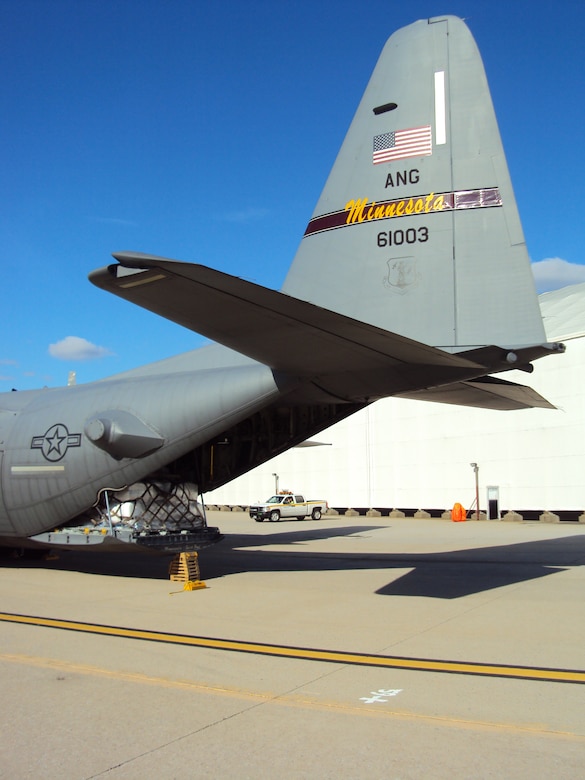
[266,496,282,504]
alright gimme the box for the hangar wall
[206,285,585,515]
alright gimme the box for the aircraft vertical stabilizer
[282,16,545,352]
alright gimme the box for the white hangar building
[206,283,585,519]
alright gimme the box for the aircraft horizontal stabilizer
[398,376,556,411]
[90,252,481,382]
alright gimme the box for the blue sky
[1,0,584,390]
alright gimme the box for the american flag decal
[373,125,432,164]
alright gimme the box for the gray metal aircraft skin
[0,16,565,552]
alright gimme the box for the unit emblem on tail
[383,257,419,294]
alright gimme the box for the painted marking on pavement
[4,653,584,740]
[1,612,584,685]
[360,688,403,703]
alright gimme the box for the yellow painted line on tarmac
[1,611,585,685]
[1,652,272,703]
[2,652,583,740]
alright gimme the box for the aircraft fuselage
[0,362,281,540]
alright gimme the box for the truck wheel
[255,517,264,522]
[269,510,280,522]
[311,508,322,520]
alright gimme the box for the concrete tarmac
[1,512,584,778]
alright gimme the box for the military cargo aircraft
[0,16,564,553]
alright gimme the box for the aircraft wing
[90,252,479,375]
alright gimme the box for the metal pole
[104,490,114,536]
[470,463,480,520]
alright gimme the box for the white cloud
[532,258,585,293]
[216,207,269,224]
[90,216,138,227]
[0,359,16,380]
[48,336,112,361]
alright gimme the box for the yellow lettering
[345,191,450,223]
[345,198,371,223]
[344,199,356,224]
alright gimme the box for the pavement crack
[377,586,523,655]
[84,697,270,779]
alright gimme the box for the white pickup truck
[249,494,328,522]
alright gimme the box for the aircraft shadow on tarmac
[5,524,585,599]
[201,530,585,599]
